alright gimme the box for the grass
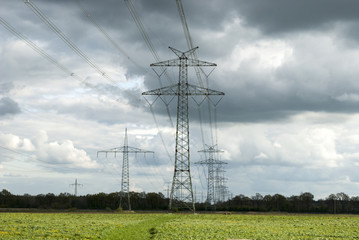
[0,212,359,239]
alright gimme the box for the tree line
[1,189,359,213]
[215,192,359,214]
[0,189,168,211]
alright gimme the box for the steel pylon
[97,128,154,210]
[143,47,224,212]
[195,145,226,209]
[70,179,83,196]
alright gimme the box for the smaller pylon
[214,166,228,203]
[97,128,154,211]
[163,181,171,199]
[70,179,83,196]
[194,145,226,209]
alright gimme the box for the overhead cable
[24,0,119,84]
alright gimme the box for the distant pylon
[214,165,228,203]
[164,181,171,199]
[97,128,154,210]
[143,47,224,212]
[194,145,226,209]
[70,179,83,196]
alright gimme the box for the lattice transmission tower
[70,179,83,196]
[214,166,229,203]
[143,47,224,212]
[195,145,226,209]
[97,128,154,210]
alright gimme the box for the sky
[1,0,359,200]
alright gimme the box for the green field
[0,212,358,239]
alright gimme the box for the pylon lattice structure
[97,128,154,211]
[214,166,229,203]
[194,145,226,209]
[143,47,224,212]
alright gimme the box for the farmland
[0,212,358,239]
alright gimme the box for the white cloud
[219,114,345,169]
[0,132,35,151]
[35,130,99,169]
[226,39,293,71]
[275,126,343,167]
[0,130,98,169]
[254,152,269,159]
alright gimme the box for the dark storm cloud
[0,97,21,116]
[106,0,359,124]
[3,0,359,125]
[218,93,359,123]
[340,22,359,46]
[234,0,359,35]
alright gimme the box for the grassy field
[0,212,358,239]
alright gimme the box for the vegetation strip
[0,212,359,239]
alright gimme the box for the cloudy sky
[1,0,359,200]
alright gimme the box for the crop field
[0,212,358,239]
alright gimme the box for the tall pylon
[194,145,226,209]
[97,128,154,210]
[143,47,224,212]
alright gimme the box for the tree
[299,192,314,212]
[326,194,338,213]
[336,192,349,201]
[0,189,13,207]
[251,193,264,210]
[0,189,11,196]
[272,194,288,211]
[336,192,350,213]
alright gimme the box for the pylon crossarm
[198,148,224,153]
[150,58,216,67]
[187,84,224,96]
[194,159,227,165]
[150,58,181,67]
[127,147,154,153]
[97,146,154,154]
[142,84,179,96]
[187,59,216,67]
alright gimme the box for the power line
[0,16,142,106]
[24,0,119,84]
[124,0,174,86]
[75,1,179,181]
[0,17,98,96]
[124,0,175,129]
[0,16,155,192]
[73,1,175,177]
[175,0,219,156]
[74,0,148,75]
[175,0,204,87]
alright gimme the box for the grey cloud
[0,97,21,116]
[0,82,14,94]
[234,0,359,35]
[218,87,359,123]
[339,22,359,46]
